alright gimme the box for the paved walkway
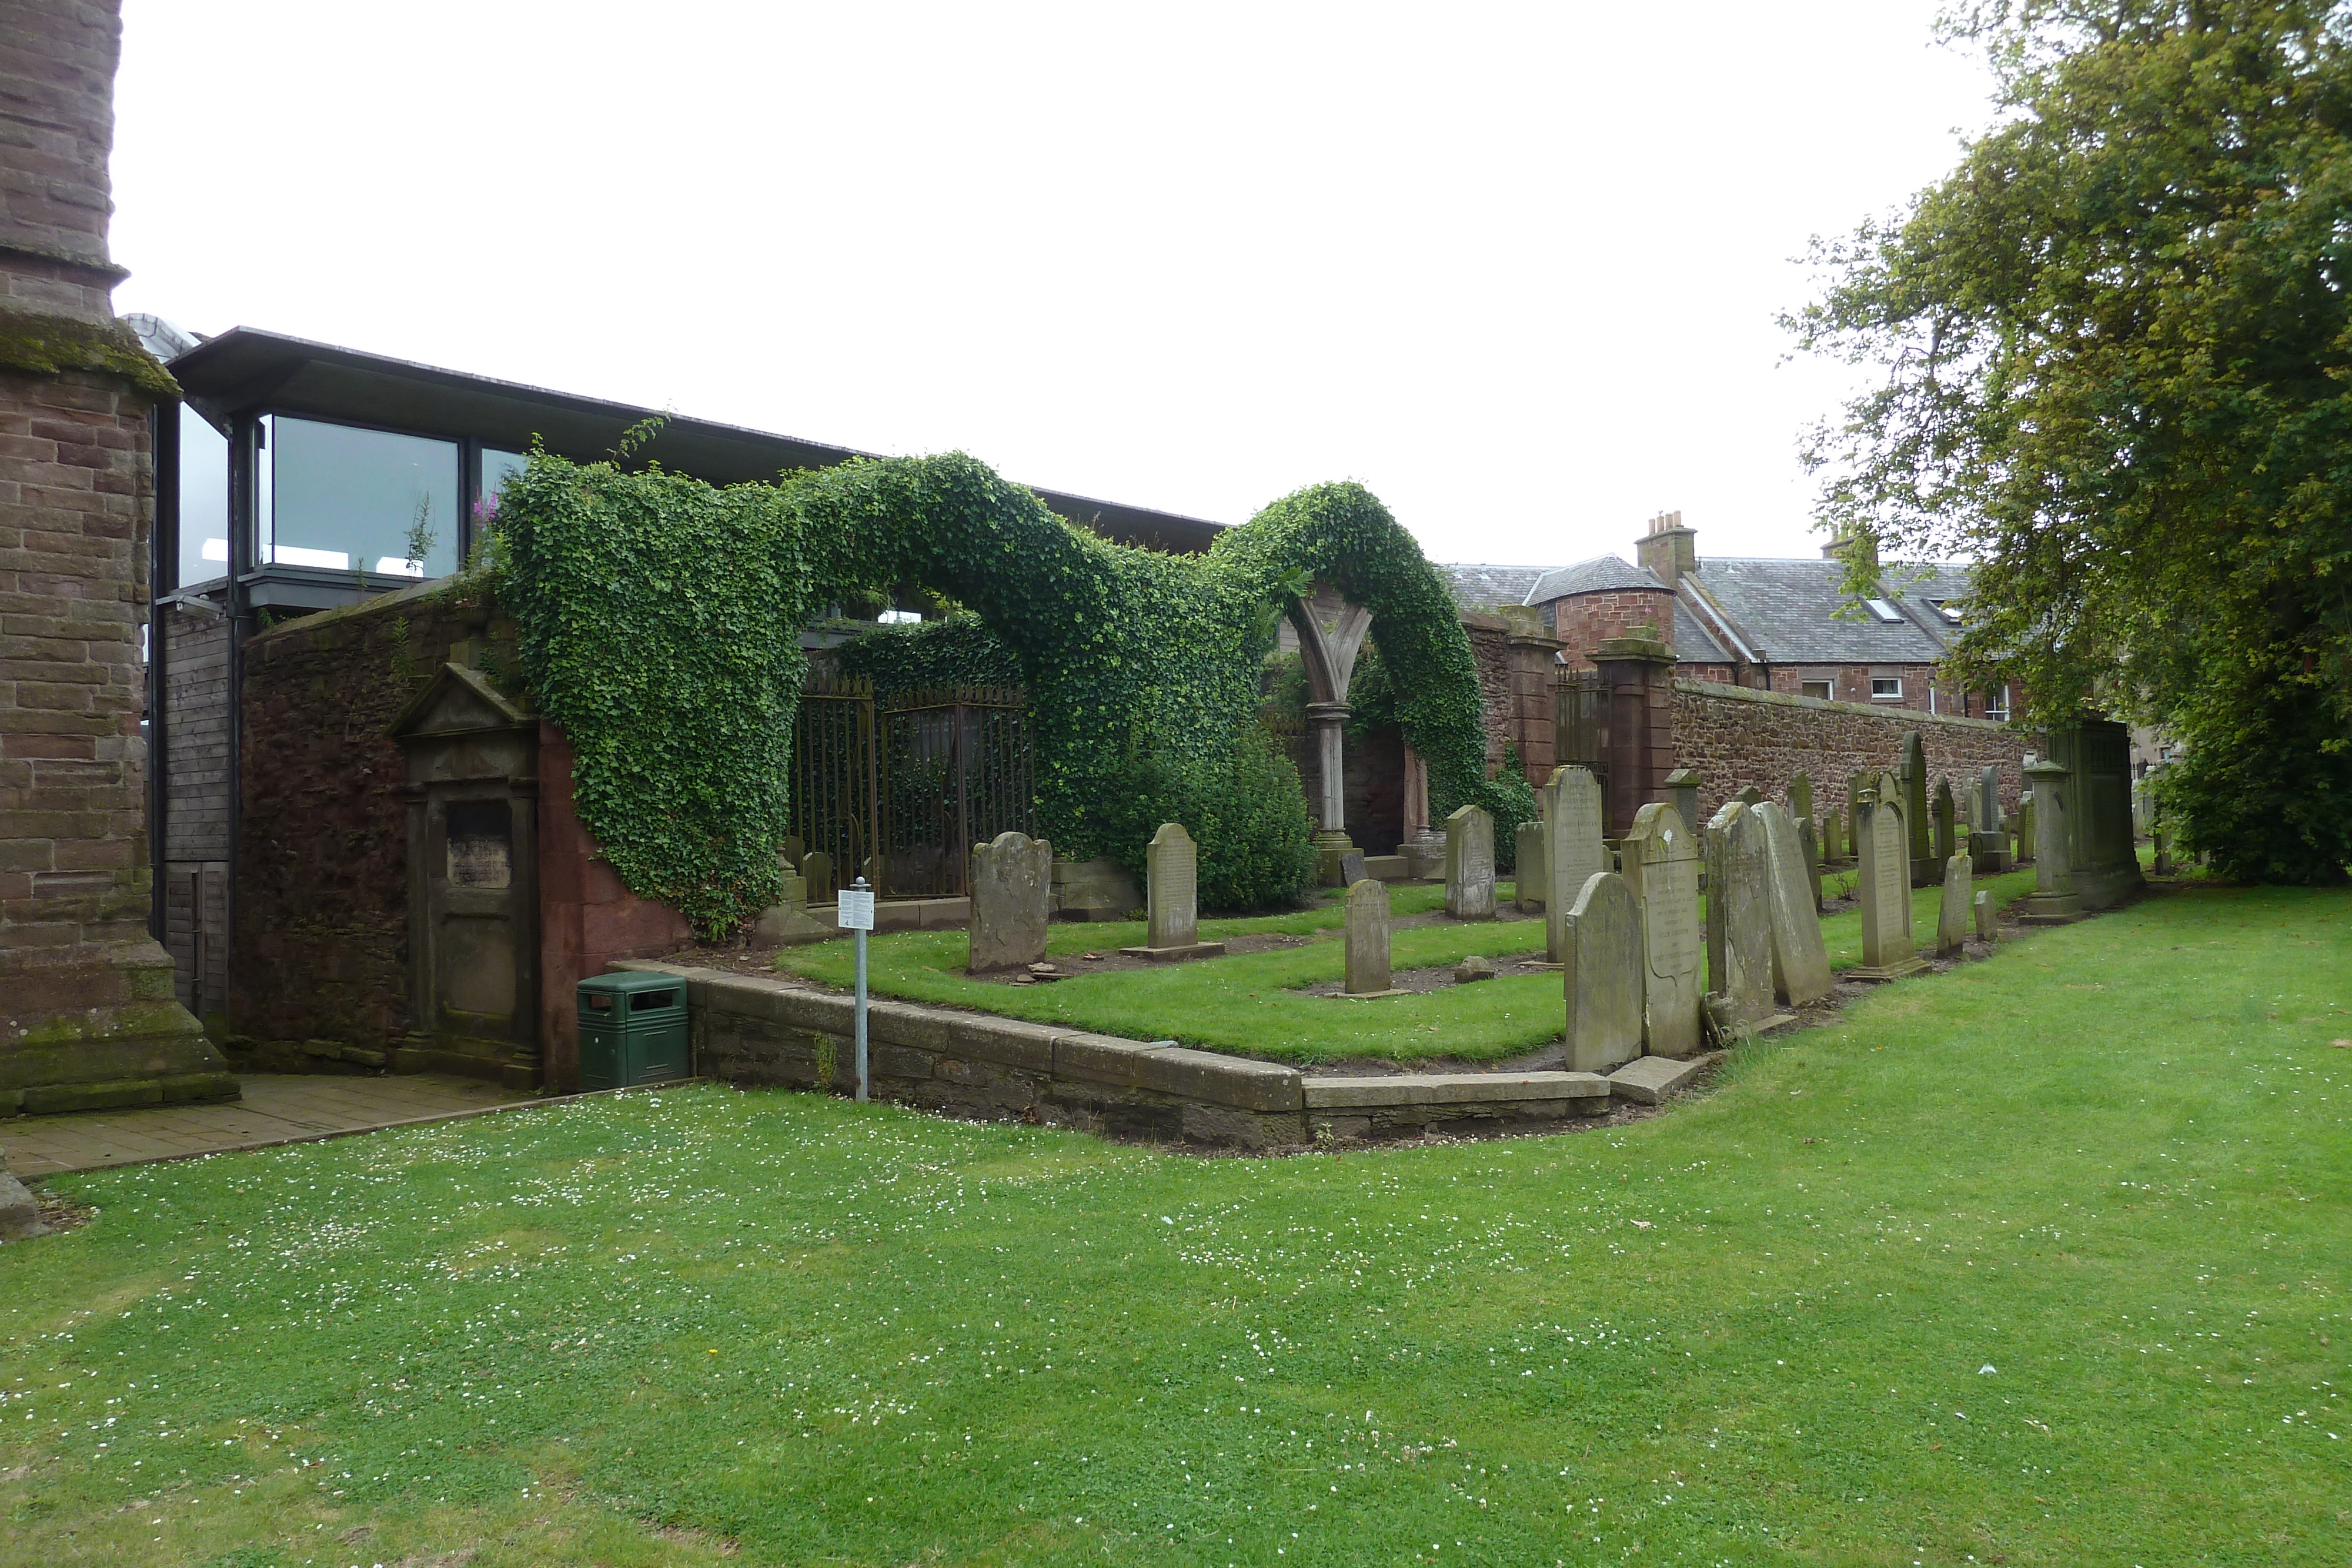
[0,1074,533,1178]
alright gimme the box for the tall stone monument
[1342,878,1398,997]
[1561,871,1643,1073]
[1620,802,1702,1057]
[1704,801,1786,1032]
[1,0,230,1115]
[1935,852,1974,957]
[2014,759,2083,923]
[1902,734,1938,886]
[1122,822,1225,961]
[1444,805,1496,920]
[1850,773,1929,981]
[2046,720,2146,909]
[968,831,1053,971]
[1756,802,1833,1008]
[1543,765,1607,964]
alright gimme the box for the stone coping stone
[1301,1071,1611,1109]
[1844,958,1933,982]
[1607,1053,1715,1105]
[1116,941,1230,963]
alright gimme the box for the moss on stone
[0,305,178,397]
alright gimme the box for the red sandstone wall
[1671,678,2040,828]
[537,721,690,1094]
[1464,617,1514,775]
[232,583,490,1054]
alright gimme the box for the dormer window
[1863,597,1904,623]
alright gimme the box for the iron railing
[877,686,1035,898]
[792,674,878,892]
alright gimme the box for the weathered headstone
[801,850,835,904]
[1903,733,1936,885]
[1797,814,1824,913]
[2047,720,2146,908]
[1932,778,1957,863]
[1756,801,1833,1007]
[1851,774,1928,981]
[1515,821,1547,914]
[751,859,832,944]
[1973,888,1996,941]
[1705,801,1784,1032]
[2151,825,2171,877]
[2015,760,2083,922]
[1338,848,1366,888]
[1544,765,1608,964]
[2017,795,2036,862]
[1735,783,1764,807]
[1123,822,1226,961]
[1845,770,1867,861]
[1620,802,1703,1057]
[969,831,1053,971]
[1979,765,2003,833]
[1663,768,1701,847]
[1936,852,1973,956]
[1444,805,1496,920]
[1343,877,1396,996]
[1789,771,1814,827]
[1561,871,1643,1073]
[1821,803,1846,863]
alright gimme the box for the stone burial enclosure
[609,960,1632,1149]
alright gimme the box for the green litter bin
[577,971,690,1091]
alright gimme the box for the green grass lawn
[5,880,2346,1566]
[773,868,2043,1064]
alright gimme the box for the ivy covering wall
[499,451,1529,936]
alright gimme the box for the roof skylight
[1863,597,1905,623]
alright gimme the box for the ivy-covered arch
[498,450,1531,936]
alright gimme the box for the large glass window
[269,416,459,578]
[177,404,230,587]
[480,447,530,522]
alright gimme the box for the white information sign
[836,888,876,931]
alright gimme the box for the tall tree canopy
[1790,0,2352,881]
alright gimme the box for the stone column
[1399,744,1444,878]
[1,0,230,1114]
[1588,633,1678,837]
[1307,698,1351,858]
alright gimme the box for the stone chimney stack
[1634,509,1697,588]
[1,0,230,1113]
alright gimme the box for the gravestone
[1973,888,1996,941]
[1705,801,1785,1032]
[1515,821,1547,915]
[1544,765,1608,964]
[968,831,1054,972]
[801,850,835,904]
[751,858,832,944]
[1663,768,1701,848]
[1979,765,2003,833]
[1903,734,1937,885]
[1621,802,1703,1057]
[2015,760,2083,922]
[1444,805,1496,920]
[1845,770,1867,862]
[1797,815,1824,913]
[2047,720,2146,908]
[1123,822,1227,961]
[1850,774,1929,981]
[2151,825,2171,877]
[1789,771,1814,827]
[2017,795,2036,862]
[1338,849,1366,888]
[1821,803,1846,863]
[1561,871,1643,1072]
[1757,802,1833,1007]
[1735,784,1763,807]
[1936,852,1973,956]
[1344,878,1398,997]
[1932,779,1957,863]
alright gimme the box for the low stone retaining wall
[612,961,1621,1149]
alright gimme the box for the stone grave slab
[1608,1052,1709,1105]
[1621,801,1703,1057]
[1561,871,1642,1072]
[1122,821,1227,961]
[1544,765,1608,964]
[969,830,1053,972]
[1339,877,1405,998]
[1515,821,1546,914]
[1444,805,1496,920]
[1705,801,1790,1032]
[1757,801,1833,1007]
[1973,888,1996,941]
[1936,852,1973,956]
[1850,777,1928,981]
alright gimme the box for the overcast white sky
[111,2,1994,568]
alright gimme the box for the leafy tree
[1790,0,2352,882]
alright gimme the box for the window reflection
[178,404,229,588]
[269,416,459,578]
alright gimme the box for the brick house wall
[1545,587,1676,673]
[1762,661,2004,718]
[1671,678,2039,829]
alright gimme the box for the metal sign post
[838,877,876,1102]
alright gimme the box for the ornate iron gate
[792,674,878,890]
[878,686,1035,898]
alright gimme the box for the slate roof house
[1444,510,2012,721]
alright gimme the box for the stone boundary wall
[612,961,1616,1149]
[1672,678,2043,828]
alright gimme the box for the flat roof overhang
[168,327,1228,556]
